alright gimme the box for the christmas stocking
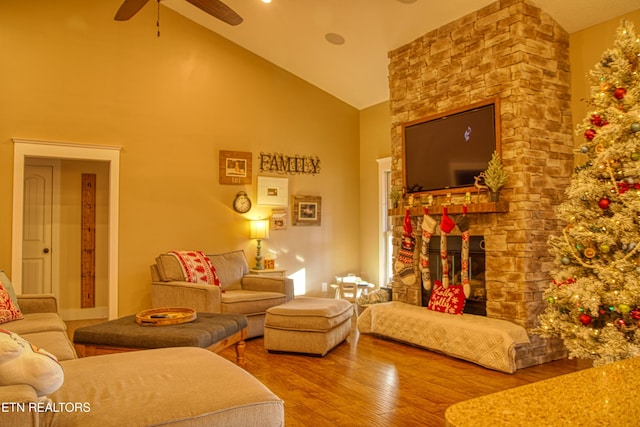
[456,206,471,298]
[394,209,416,285]
[419,208,437,290]
[439,207,456,288]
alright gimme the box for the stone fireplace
[388,0,574,368]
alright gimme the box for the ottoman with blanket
[264,297,353,356]
[358,301,530,373]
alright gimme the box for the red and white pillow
[0,279,23,324]
[427,280,466,315]
[169,251,220,286]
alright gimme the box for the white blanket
[357,301,530,373]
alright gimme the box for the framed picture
[292,195,321,226]
[219,150,252,185]
[271,208,288,230]
[257,176,289,206]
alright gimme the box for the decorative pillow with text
[427,280,465,315]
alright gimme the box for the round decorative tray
[135,307,197,326]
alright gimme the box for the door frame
[11,139,120,319]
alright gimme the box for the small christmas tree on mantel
[536,20,640,366]
[482,150,508,201]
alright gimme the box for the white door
[22,165,53,294]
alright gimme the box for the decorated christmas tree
[537,20,640,366]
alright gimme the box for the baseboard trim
[60,306,109,321]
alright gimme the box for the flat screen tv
[403,98,500,195]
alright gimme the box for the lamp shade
[249,219,269,240]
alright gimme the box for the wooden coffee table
[73,312,248,366]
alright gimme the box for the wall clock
[233,191,252,213]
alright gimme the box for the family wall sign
[258,152,321,175]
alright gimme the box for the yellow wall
[358,101,392,285]
[0,0,360,316]
[570,10,640,149]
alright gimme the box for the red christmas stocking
[439,207,456,288]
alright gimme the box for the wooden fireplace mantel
[388,201,509,217]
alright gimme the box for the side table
[249,268,287,278]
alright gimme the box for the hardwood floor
[218,321,591,427]
[66,317,590,426]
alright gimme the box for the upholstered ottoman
[73,312,248,365]
[264,297,353,356]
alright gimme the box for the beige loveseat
[151,250,294,338]
[0,294,284,426]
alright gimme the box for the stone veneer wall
[388,0,575,367]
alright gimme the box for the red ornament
[615,318,626,328]
[579,313,592,325]
[614,87,627,99]
[630,308,640,320]
[589,114,608,127]
[598,198,610,209]
[584,129,596,140]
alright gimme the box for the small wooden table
[73,312,248,366]
[249,268,287,277]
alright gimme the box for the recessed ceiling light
[261,0,271,3]
[325,33,345,45]
[397,0,417,3]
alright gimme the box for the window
[377,157,393,287]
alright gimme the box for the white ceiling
[161,0,640,110]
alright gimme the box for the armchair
[151,250,293,338]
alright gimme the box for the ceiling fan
[114,0,243,26]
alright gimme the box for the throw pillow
[0,329,64,396]
[0,270,21,312]
[427,280,465,315]
[169,251,221,286]
[0,280,23,324]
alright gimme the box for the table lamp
[249,219,270,270]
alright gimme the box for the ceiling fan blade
[114,0,151,21]
[185,0,243,26]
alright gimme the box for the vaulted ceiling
[157,0,639,109]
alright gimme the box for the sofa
[0,294,284,426]
[151,250,294,339]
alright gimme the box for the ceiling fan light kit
[115,0,243,26]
